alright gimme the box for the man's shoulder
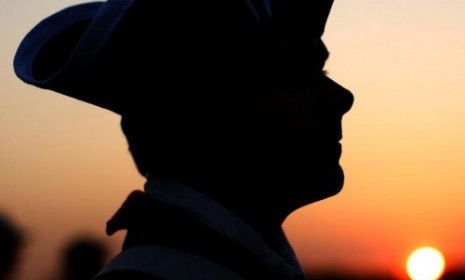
[95,270,165,280]
[94,245,246,280]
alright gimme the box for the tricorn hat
[14,0,333,114]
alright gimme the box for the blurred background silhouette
[442,270,465,280]
[57,236,108,280]
[0,213,24,280]
[2,0,465,279]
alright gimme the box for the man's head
[15,0,353,220]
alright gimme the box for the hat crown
[14,0,335,114]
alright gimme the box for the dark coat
[94,181,305,280]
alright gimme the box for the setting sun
[406,247,446,280]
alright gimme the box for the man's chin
[317,164,344,201]
[322,164,345,198]
[295,164,345,207]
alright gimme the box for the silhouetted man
[14,0,353,279]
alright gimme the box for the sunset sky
[1,0,465,279]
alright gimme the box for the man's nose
[323,76,354,115]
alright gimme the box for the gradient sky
[1,1,465,279]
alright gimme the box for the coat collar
[144,176,305,279]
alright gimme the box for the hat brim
[14,1,136,113]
